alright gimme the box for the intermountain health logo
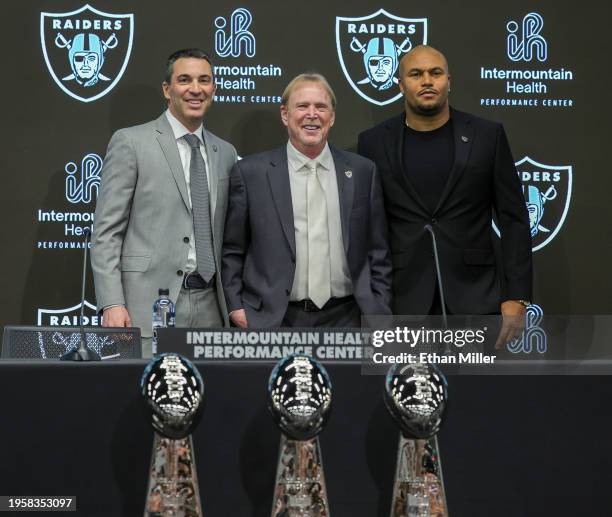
[336,9,427,106]
[212,7,283,104]
[507,304,546,353]
[65,153,102,203]
[40,4,134,102]
[479,12,573,109]
[37,152,99,250]
[214,7,255,58]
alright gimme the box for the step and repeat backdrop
[1,1,609,332]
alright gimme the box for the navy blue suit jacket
[222,145,392,327]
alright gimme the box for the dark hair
[164,48,214,83]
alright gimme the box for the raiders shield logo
[37,300,99,326]
[493,156,572,252]
[336,9,427,106]
[40,4,134,102]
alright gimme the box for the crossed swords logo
[529,185,557,235]
[349,35,412,86]
[54,32,118,82]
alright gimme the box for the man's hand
[495,300,527,349]
[102,306,132,327]
[230,309,248,328]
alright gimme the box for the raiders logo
[493,156,572,252]
[40,4,134,102]
[336,9,427,106]
[37,300,99,326]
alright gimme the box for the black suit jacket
[222,145,392,327]
[358,108,532,315]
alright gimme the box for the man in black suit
[358,45,532,344]
[222,73,392,328]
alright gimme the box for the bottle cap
[158,288,170,295]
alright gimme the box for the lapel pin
[461,136,469,143]
[345,170,353,178]
[212,144,218,152]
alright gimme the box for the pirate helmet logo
[336,9,427,106]
[493,156,572,252]
[526,184,557,237]
[59,32,117,87]
[40,4,134,102]
[357,37,399,91]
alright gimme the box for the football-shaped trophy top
[268,355,332,441]
[141,353,205,439]
[384,363,448,439]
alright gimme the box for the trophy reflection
[141,354,205,517]
[268,355,332,517]
[385,363,449,517]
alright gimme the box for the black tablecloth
[0,361,610,516]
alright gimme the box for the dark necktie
[183,133,215,282]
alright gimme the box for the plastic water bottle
[152,288,175,355]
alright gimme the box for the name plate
[156,328,366,363]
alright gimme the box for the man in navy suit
[222,73,392,328]
[358,45,532,344]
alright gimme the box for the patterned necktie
[307,162,331,308]
[183,133,215,282]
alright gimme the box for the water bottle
[152,288,176,355]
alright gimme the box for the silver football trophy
[385,363,449,517]
[141,354,205,516]
[268,355,332,517]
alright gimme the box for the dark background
[1,1,610,328]
[2,361,609,516]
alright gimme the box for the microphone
[60,227,101,361]
[423,224,448,330]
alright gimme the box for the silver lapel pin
[345,170,353,178]
[461,136,469,143]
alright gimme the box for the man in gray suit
[222,73,392,328]
[92,48,237,353]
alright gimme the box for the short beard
[409,100,445,117]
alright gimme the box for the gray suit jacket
[91,113,237,336]
[222,145,392,328]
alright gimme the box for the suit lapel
[434,109,474,214]
[384,114,430,214]
[203,128,218,222]
[331,146,353,253]
[155,115,190,210]
[267,148,296,257]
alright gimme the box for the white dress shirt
[286,141,352,301]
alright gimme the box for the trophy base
[390,435,448,517]
[271,435,330,517]
[144,433,203,517]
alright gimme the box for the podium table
[0,360,610,516]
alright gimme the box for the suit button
[177,269,183,276]
[183,237,190,243]
[431,218,437,224]
[285,289,290,295]
[291,256,296,264]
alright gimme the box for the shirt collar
[165,109,204,145]
[286,140,332,172]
